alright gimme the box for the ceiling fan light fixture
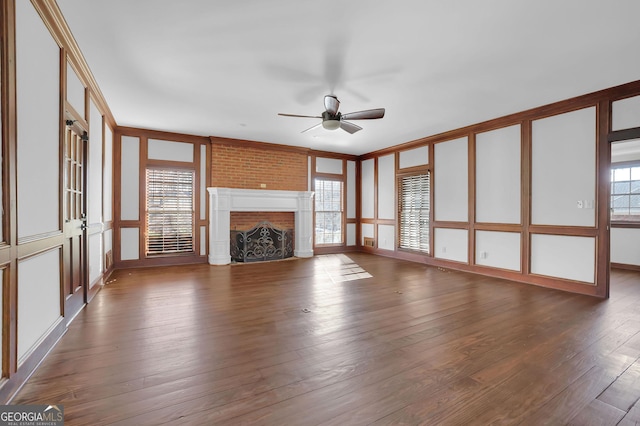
[279,95,385,134]
[322,119,341,131]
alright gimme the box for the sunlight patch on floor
[317,254,373,283]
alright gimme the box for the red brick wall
[211,143,308,191]
[230,212,295,231]
[211,141,307,232]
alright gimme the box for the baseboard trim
[611,262,640,272]
[0,320,66,404]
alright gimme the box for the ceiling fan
[278,95,385,134]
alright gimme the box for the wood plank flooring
[11,253,640,425]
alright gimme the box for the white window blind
[315,179,343,245]
[399,173,430,253]
[146,168,195,255]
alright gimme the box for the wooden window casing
[399,172,430,253]
[611,162,640,223]
[145,168,195,255]
[314,178,344,245]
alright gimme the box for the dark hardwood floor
[11,253,640,425]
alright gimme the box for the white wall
[475,231,521,271]
[378,224,395,251]
[434,137,468,222]
[434,228,468,263]
[612,95,640,131]
[346,223,356,246]
[399,146,428,169]
[200,226,207,256]
[66,63,85,117]
[103,126,113,222]
[361,159,375,219]
[531,234,595,283]
[200,145,207,222]
[88,100,103,224]
[16,0,60,239]
[104,228,113,258]
[361,223,374,245]
[531,107,596,227]
[346,160,356,247]
[316,157,342,174]
[17,250,62,364]
[148,139,194,162]
[120,136,140,221]
[121,228,140,260]
[347,161,356,219]
[88,233,103,287]
[377,154,395,220]
[611,228,640,266]
[476,125,521,224]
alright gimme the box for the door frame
[62,113,88,323]
[607,126,640,276]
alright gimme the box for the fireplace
[207,188,314,265]
[230,221,294,262]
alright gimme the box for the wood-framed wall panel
[373,156,379,249]
[467,132,476,266]
[358,79,640,298]
[1,0,18,390]
[428,143,435,259]
[113,126,211,268]
[394,158,430,255]
[0,0,95,403]
[595,100,612,298]
[521,120,532,275]
[112,129,123,266]
[363,80,640,160]
[137,135,148,262]
[29,0,115,129]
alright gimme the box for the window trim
[145,166,196,257]
[610,160,640,226]
[313,176,345,247]
[397,168,431,255]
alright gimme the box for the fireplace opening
[230,221,294,263]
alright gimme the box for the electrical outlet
[480,251,488,259]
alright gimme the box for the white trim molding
[207,188,315,265]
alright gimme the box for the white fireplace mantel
[207,187,314,265]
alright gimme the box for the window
[611,164,640,222]
[399,173,430,253]
[314,178,343,245]
[146,168,195,255]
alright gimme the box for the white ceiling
[57,0,640,155]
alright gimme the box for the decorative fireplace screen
[230,221,294,263]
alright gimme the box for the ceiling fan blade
[341,108,385,120]
[324,95,340,115]
[278,113,322,119]
[340,121,362,134]
[301,122,322,133]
